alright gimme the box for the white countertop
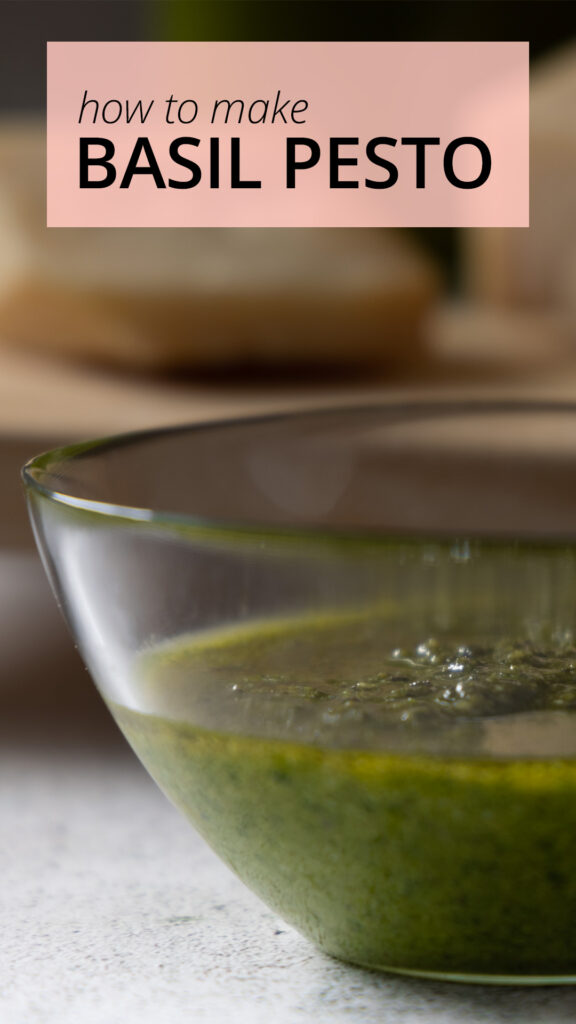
[3,725,576,1024]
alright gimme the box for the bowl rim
[21,398,576,549]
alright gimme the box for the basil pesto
[110,613,576,979]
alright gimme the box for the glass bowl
[22,402,576,984]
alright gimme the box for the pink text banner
[47,41,529,227]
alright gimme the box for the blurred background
[0,0,575,743]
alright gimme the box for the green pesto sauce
[110,613,576,979]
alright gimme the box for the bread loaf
[0,121,439,370]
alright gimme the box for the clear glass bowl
[22,402,576,984]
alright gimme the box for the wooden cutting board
[3,302,576,547]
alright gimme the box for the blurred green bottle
[155,1,268,40]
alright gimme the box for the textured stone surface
[3,736,576,1024]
